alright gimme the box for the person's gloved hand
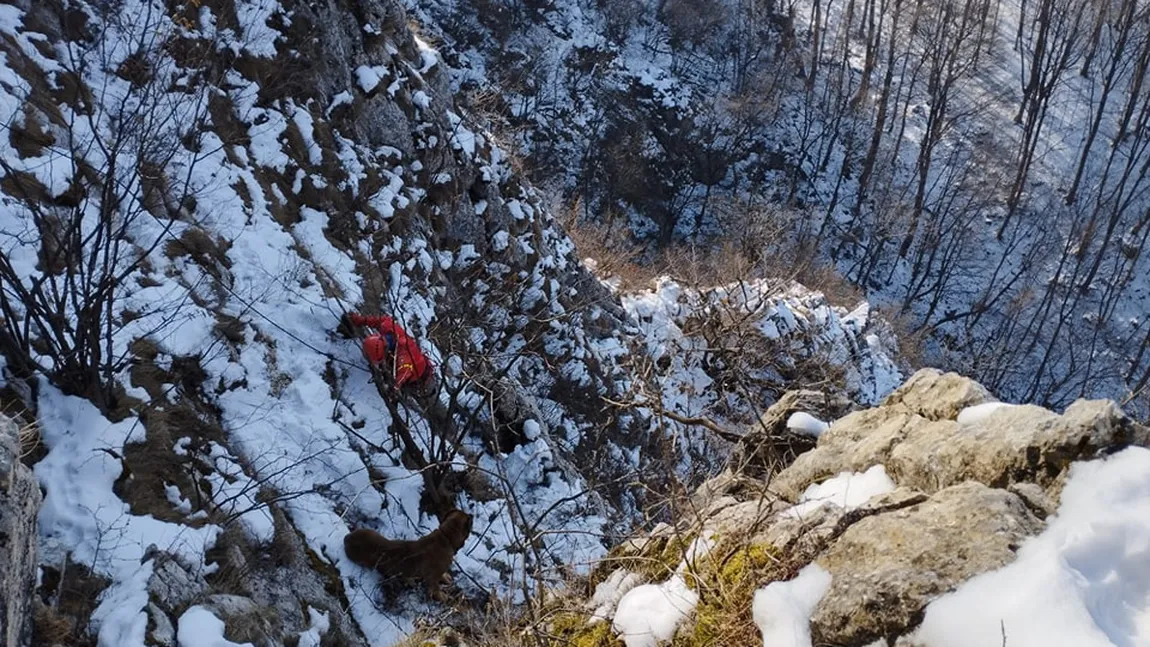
[337,312,357,339]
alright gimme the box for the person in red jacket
[341,313,433,392]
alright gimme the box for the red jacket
[349,313,432,389]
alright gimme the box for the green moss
[596,531,699,586]
[548,612,624,647]
[672,542,784,647]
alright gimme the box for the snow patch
[612,574,698,647]
[956,401,1017,426]
[783,465,896,519]
[177,605,253,647]
[355,65,388,93]
[912,446,1150,647]
[297,607,331,647]
[752,563,833,647]
[786,412,830,438]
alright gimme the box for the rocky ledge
[546,368,1150,647]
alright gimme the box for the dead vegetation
[561,199,866,312]
[33,558,110,647]
[120,337,230,524]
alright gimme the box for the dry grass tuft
[33,601,77,645]
[34,557,110,647]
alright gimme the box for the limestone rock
[614,522,676,558]
[810,482,1043,645]
[880,368,997,420]
[755,487,926,554]
[146,549,208,611]
[771,408,929,501]
[146,602,176,647]
[1007,482,1056,519]
[758,499,845,553]
[887,398,1150,496]
[0,415,41,647]
[728,389,857,477]
[200,594,282,647]
[690,468,774,512]
[704,497,786,539]
[772,386,1150,501]
[484,378,548,453]
[860,487,930,513]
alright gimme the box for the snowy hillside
[404,0,1150,418]
[0,0,899,644]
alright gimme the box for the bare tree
[0,3,211,413]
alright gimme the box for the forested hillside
[407,0,1150,417]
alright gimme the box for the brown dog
[343,509,473,600]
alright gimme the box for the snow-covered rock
[910,446,1150,647]
[771,369,1150,502]
[880,369,999,421]
[558,371,1150,647]
[810,481,1044,645]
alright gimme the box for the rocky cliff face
[0,414,40,647]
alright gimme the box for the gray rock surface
[888,399,1150,497]
[146,602,176,647]
[772,373,1150,501]
[879,368,997,420]
[810,482,1043,645]
[0,415,41,647]
[704,496,786,539]
[751,487,927,555]
[146,550,209,612]
[770,407,927,501]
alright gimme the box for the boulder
[770,408,929,501]
[704,497,786,539]
[486,378,549,454]
[0,414,41,647]
[146,602,176,647]
[772,387,1150,502]
[887,398,1150,497]
[755,487,927,555]
[728,389,857,477]
[810,482,1043,645]
[879,368,997,420]
[689,468,776,513]
[145,549,208,611]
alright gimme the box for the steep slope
[0,0,899,645]
[402,0,1150,417]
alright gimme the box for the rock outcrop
[550,369,1150,647]
[0,415,40,647]
[810,482,1044,645]
[772,369,1150,501]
